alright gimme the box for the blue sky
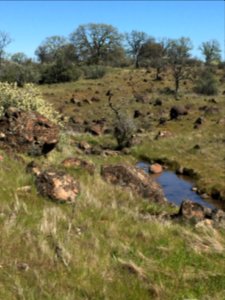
[0,1,224,60]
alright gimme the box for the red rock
[0,107,59,156]
[101,164,165,203]
[149,163,163,174]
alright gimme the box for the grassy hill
[0,67,225,299]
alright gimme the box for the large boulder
[36,170,80,203]
[0,107,59,156]
[101,164,166,203]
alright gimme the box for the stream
[136,162,222,210]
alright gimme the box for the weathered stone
[149,163,163,174]
[86,124,103,136]
[173,200,225,225]
[176,200,205,222]
[0,107,59,156]
[36,170,80,203]
[101,164,166,203]
[170,106,188,120]
[62,157,95,174]
[78,141,92,151]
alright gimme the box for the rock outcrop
[101,164,166,203]
[0,107,59,156]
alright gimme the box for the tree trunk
[175,78,179,99]
[135,54,139,68]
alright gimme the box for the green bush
[0,62,40,87]
[194,68,218,95]
[39,63,82,84]
[82,65,107,79]
[113,112,136,149]
[0,82,61,124]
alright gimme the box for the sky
[0,0,224,60]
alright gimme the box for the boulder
[0,107,59,156]
[170,106,188,120]
[172,200,225,225]
[36,170,80,203]
[176,200,205,222]
[101,164,166,203]
[62,157,95,174]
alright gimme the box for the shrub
[39,63,82,84]
[0,62,40,86]
[0,82,61,124]
[113,112,136,149]
[82,65,107,79]
[106,90,136,149]
[194,68,218,95]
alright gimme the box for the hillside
[0,67,225,299]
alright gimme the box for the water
[136,162,216,209]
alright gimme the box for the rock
[86,124,103,136]
[173,200,225,225]
[91,96,100,102]
[62,157,95,174]
[101,164,165,203]
[194,117,204,129]
[83,99,92,105]
[16,186,32,193]
[69,116,84,125]
[217,118,225,125]
[102,150,119,157]
[176,200,205,222]
[158,117,167,125]
[0,107,59,156]
[149,163,163,174]
[155,130,173,140]
[133,93,150,104]
[133,110,143,118]
[154,98,162,106]
[211,209,225,223]
[36,170,80,203]
[26,161,41,176]
[78,141,92,152]
[170,106,188,120]
[70,97,80,105]
[204,106,219,115]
